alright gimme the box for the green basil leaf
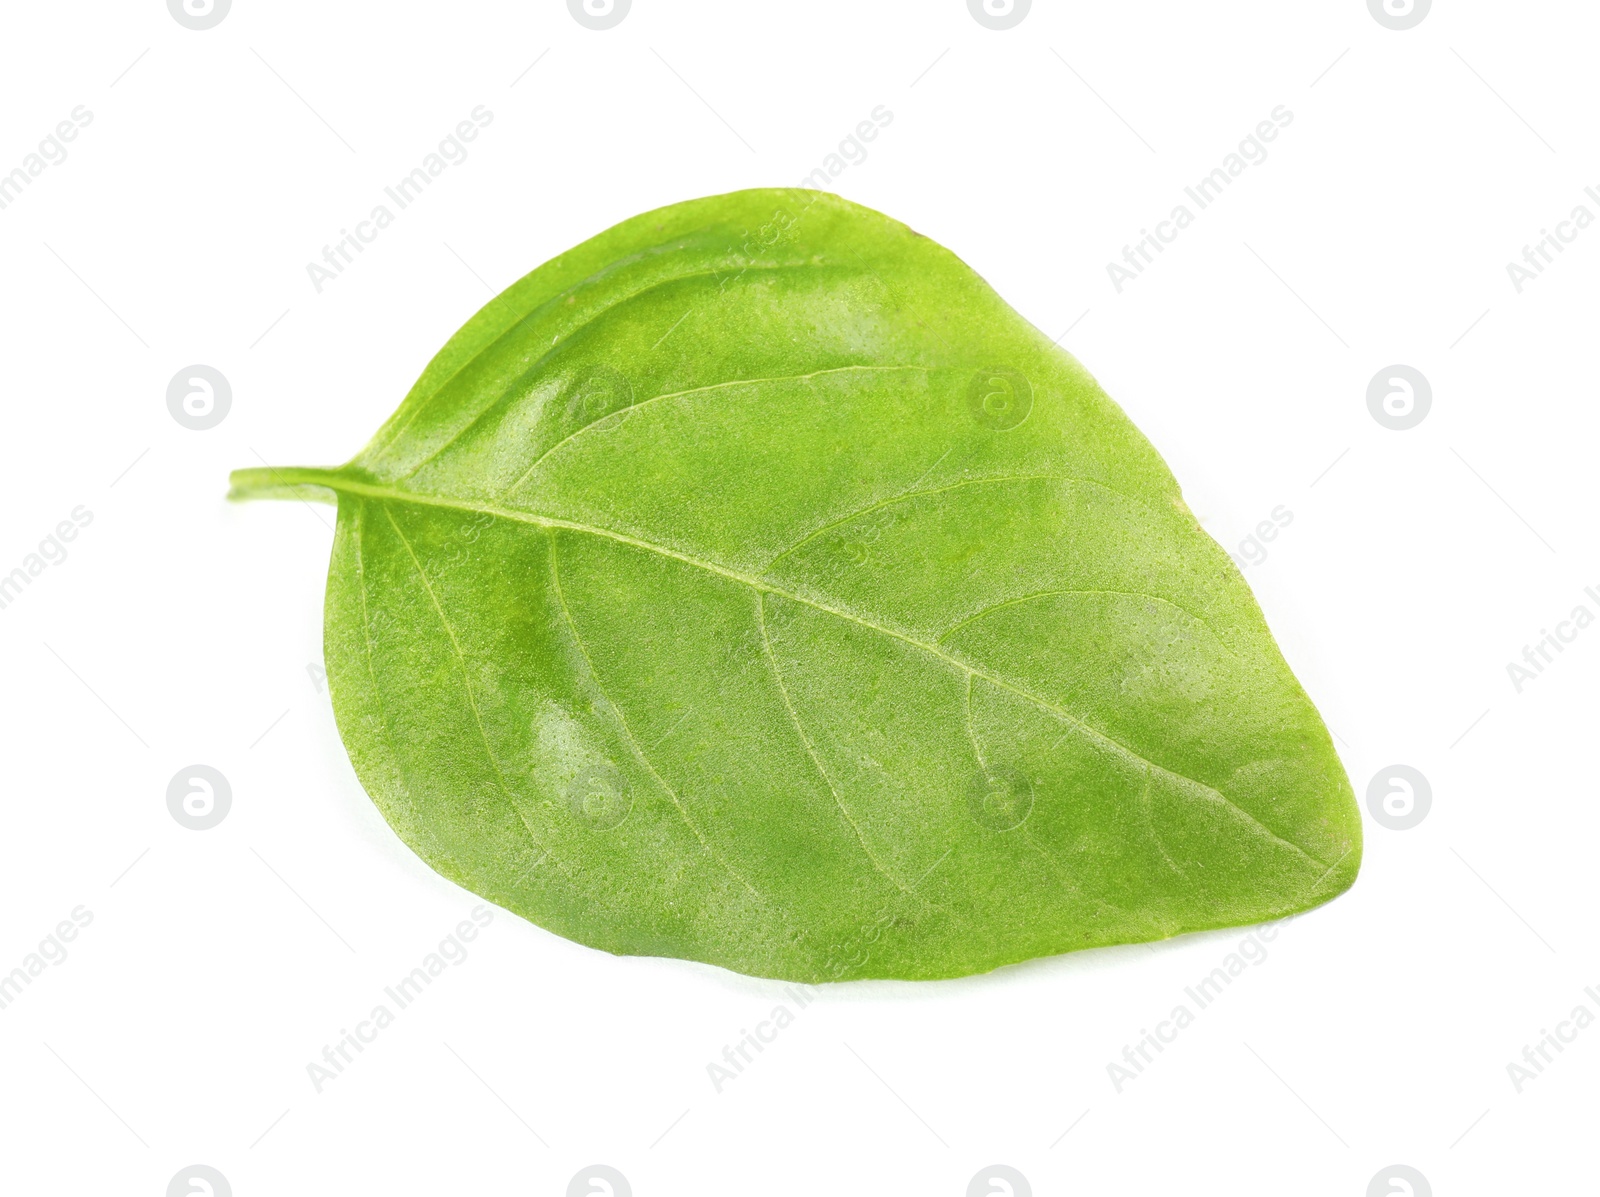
[231,189,1359,982]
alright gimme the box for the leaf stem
[228,465,349,503]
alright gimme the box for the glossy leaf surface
[231,189,1359,981]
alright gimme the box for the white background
[1,1,1595,1194]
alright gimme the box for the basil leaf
[231,189,1359,981]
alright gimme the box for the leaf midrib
[297,470,1330,872]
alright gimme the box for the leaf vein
[961,673,989,774]
[374,261,865,473]
[762,473,1145,573]
[500,365,926,499]
[1138,762,1188,879]
[936,587,1238,658]
[382,507,562,873]
[351,503,423,832]
[546,528,766,901]
[755,592,915,896]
